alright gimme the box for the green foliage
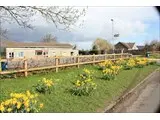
[71,79,97,96]
[71,68,96,96]
[34,78,54,94]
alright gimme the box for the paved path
[112,69,160,113]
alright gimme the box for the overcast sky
[3,7,160,50]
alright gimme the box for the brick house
[115,42,138,52]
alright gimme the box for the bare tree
[73,44,77,49]
[0,6,86,30]
[144,39,160,51]
[41,34,57,43]
[93,38,112,51]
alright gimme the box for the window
[71,52,74,56]
[19,52,24,57]
[35,50,42,55]
[9,52,14,58]
[43,52,48,55]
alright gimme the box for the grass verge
[0,64,159,112]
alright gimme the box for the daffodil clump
[115,58,127,66]
[134,57,148,68]
[102,68,116,80]
[79,68,93,80]
[98,60,113,70]
[35,78,54,94]
[124,58,136,70]
[110,65,122,75]
[71,69,97,96]
[0,91,43,113]
[72,79,97,96]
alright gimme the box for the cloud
[3,7,159,50]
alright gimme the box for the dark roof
[116,42,135,49]
[2,40,73,48]
[137,45,145,50]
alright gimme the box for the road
[111,69,160,113]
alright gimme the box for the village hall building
[3,40,78,59]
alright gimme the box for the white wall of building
[6,47,79,59]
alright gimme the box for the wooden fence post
[0,57,2,72]
[55,57,59,72]
[114,53,115,60]
[24,57,28,77]
[77,56,80,68]
[105,54,107,60]
[127,53,129,58]
[93,54,95,65]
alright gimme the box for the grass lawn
[149,53,160,59]
[136,52,160,59]
[0,64,159,112]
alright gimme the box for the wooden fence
[0,53,132,77]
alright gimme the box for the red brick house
[115,42,138,52]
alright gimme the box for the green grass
[136,53,160,59]
[0,64,159,112]
[149,53,160,59]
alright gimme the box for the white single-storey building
[5,42,79,59]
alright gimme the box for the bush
[0,91,43,113]
[35,78,54,94]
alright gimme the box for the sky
[3,6,160,50]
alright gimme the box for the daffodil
[17,102,21,109]
[0,105,5,112]
[7,108,12,112]
[39,103,43,108]
[26,108,30,112]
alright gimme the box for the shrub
[35,78,54,94]
[0,91,43,113]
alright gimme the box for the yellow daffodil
[0,105,5,112]
[7,108,12,112]
[39,103,43,108]
[26,108,30,112]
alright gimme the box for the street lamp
[0,17,1,58]
[111,19,120,54]
[111,19,114,53]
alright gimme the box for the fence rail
[0,53,132,77]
